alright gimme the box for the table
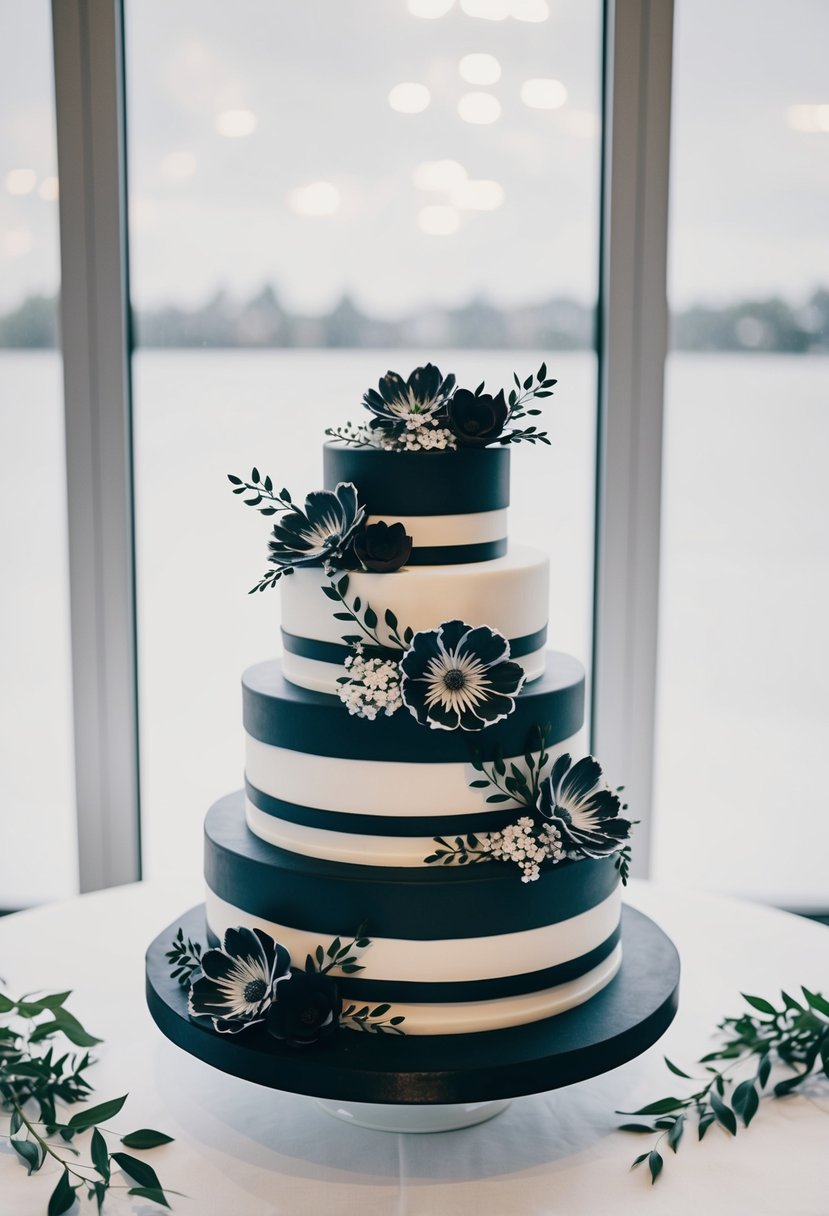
[1,881,827,1215]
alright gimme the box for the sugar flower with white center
[362,363,456,435]
[538,753,633,859]
[188,926,291,1034]
[267,481,365,576]
[337,651,403,720]
[400,619,525,732]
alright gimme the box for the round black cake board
[146,904,679,1106]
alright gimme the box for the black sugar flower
[447,387,509,447]
[400,619,526,732]
[268,481,365,574]
[266,970,341,1047]
[188,926,291,1034]
[362,364,456,433]
[353,520,413,572]
[538,754,632,860]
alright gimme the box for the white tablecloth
[1,880,827,1215]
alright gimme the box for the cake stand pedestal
[145,904,679,1133]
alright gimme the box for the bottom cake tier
[204,793,624,1036]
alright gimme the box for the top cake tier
[324,441,510,565]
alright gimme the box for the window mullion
[592,0,674,876]
[51,0,140,891]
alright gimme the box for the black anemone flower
[353,520,413,572]
[538,754,632,859]
[188,926,291,1034]
[266,971,341,1047]
[268,481,365,574]
[400,619,525,732]
[447,388,509,447]
[362,364,456,433]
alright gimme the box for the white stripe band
[369,509,507,547]
[245,798,468,867]
[204,885,621,983]
[244,730,585,818]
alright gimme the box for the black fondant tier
[242,654,584,763]
[206,792,618,942]
[146,903,680,1103]
[324,442,510,517]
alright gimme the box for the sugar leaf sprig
[500,363,557,445]
[304,926,371,977]
[618,987,829,1184]
[321,575,414,651]
[164,927,203,988]
[0,986,178,1212]
[227,468,294,517]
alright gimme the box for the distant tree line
[1,286,827,353]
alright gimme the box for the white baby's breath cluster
[373,424,458,453]
[482,817,567,883]
[337,646,403,720]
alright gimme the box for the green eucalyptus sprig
[0,987,177,1212]
[164,928,203,988]
[618,987,829,1185]
[321,575,414,651]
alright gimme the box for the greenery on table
[618,986,829,1184]
[0,986,178,1212]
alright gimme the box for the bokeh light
[413,159,468,192]
[460,0,510,21]
[407,0,455,16]
[786,103,829,132]
[459,53,502,85]
[5,169,37,196]
[458,91,502,124]
[388,82,431,113]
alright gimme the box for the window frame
[51,0,673,890]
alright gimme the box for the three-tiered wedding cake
[195,364,632,1042]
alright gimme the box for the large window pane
[125,0,602,883]
[654,0,829,907]
[0,1,76,907]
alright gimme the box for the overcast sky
[1,0,827,316]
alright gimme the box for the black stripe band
[245,779,532,838]
[324,443,510,516]
[280,625,548,668]
[243,656,584,763]
[206,792,619,939]
[406,539,507,564]
[205,924,621,1003]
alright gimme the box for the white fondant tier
[279,545,550,695]
[204,887,622,1035]
[245,730,585,820]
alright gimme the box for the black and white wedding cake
[187,363,634,1045]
